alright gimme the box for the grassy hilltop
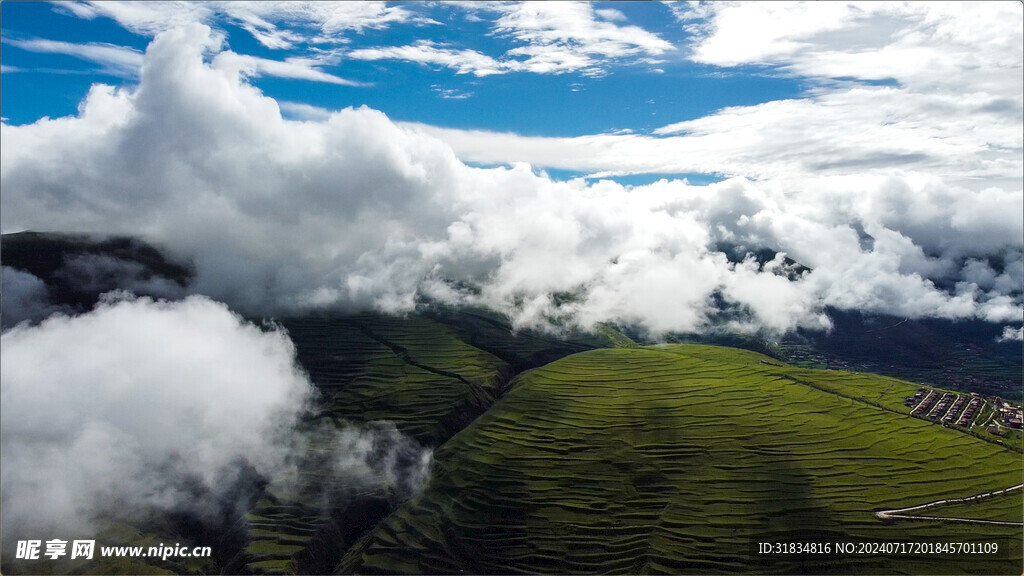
[341,345,1023,575]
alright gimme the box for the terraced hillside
[341,345,1023,574]
[281,313,513,446]
[227,313,618,574]
[223,420,407,575]
[426,307,620,372]
[228,314,507,574]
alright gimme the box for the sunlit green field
[341,345,1023,574]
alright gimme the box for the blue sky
[1,1,1022,336]
[1,2,807,137]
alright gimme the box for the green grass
[594,323,641,349]
[215,311,617,575]
[244,541,305,556]
[280,313,512,446]
[341,344,1023,574]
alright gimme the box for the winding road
[875,484,1024,526]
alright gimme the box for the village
[905,387,1023,436]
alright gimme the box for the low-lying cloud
[0,295,312,540]
[998,326,1024,343]
[0,267,72,327]
[2,23,1021,337]
[276,420,433,511]
[0,294,429,545]
[55,253,188,299]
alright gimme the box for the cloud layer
[2,21,1021,337]
[0,294,430,543]
[0,295,313,539]
[0,267,72,326]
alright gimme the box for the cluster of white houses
[993,397,1024,429]
[904,387,1023,431]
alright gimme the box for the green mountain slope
[281,313,513,446]
[225,313,511,574]
[340,345,1023,574]
[225,313,618,574]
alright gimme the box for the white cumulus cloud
[1,22,1020,337]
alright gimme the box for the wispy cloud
[277,101,334,122]
[58,1,435,48]
[347,2,675,77]
[4,33,363,86]
[213,51,366,86]
[3,37,143,77]
[489,1,674,74]
[348,40,506,76]
[594,8,628,22]
[405,83,1021,187]
[432,86,473,100]
[55,1,676,78]
[57,1,215,37]
[998,326,1024,342]
[222,1,437,47]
